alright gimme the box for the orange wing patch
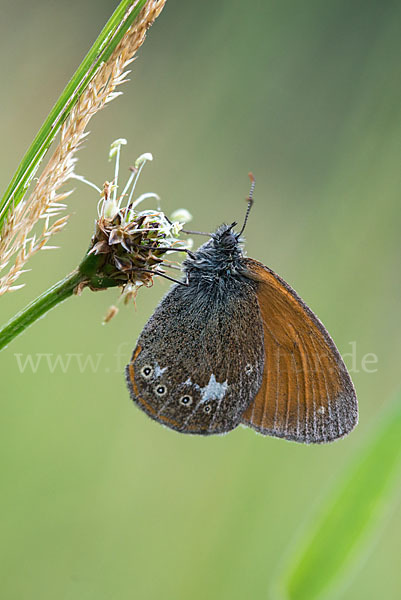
[128,345,142,395]
[241,259,357,443]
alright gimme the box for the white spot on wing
[197,374,228,404]
[154,363,167,378]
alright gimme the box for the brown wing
[241,259,358,443]
[126,277,265,435]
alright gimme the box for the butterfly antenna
[181,228,212,237]
[164,215,211,237]
[238,172,255,236]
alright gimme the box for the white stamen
[135,153,153,168]
[69,173,102,193]
[130,193,161,212]
[122,153,154,216]
[170,208,193,223]
[108,139,126,208]
[109,138,127,158]
[127,161,146,207]
[119,169,136,210]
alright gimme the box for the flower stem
[0,270,84,351]
[0,251,124,351]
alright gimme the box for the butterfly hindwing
[126,277,265,435]
[241,259,358,443]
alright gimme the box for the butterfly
[126,176,358,443]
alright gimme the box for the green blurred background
[1,0,401,598]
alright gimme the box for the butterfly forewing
[126,279,265,435]
[241,259,358,443]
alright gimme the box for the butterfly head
[183,223,244,281]
[211,222,242,250]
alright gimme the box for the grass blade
[278,396,401,600]
[0,0,146,230]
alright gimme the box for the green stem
[0,270,84,351]
[0,252,123,351]
[0,0,147,230]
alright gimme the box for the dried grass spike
[0,0,167,296]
